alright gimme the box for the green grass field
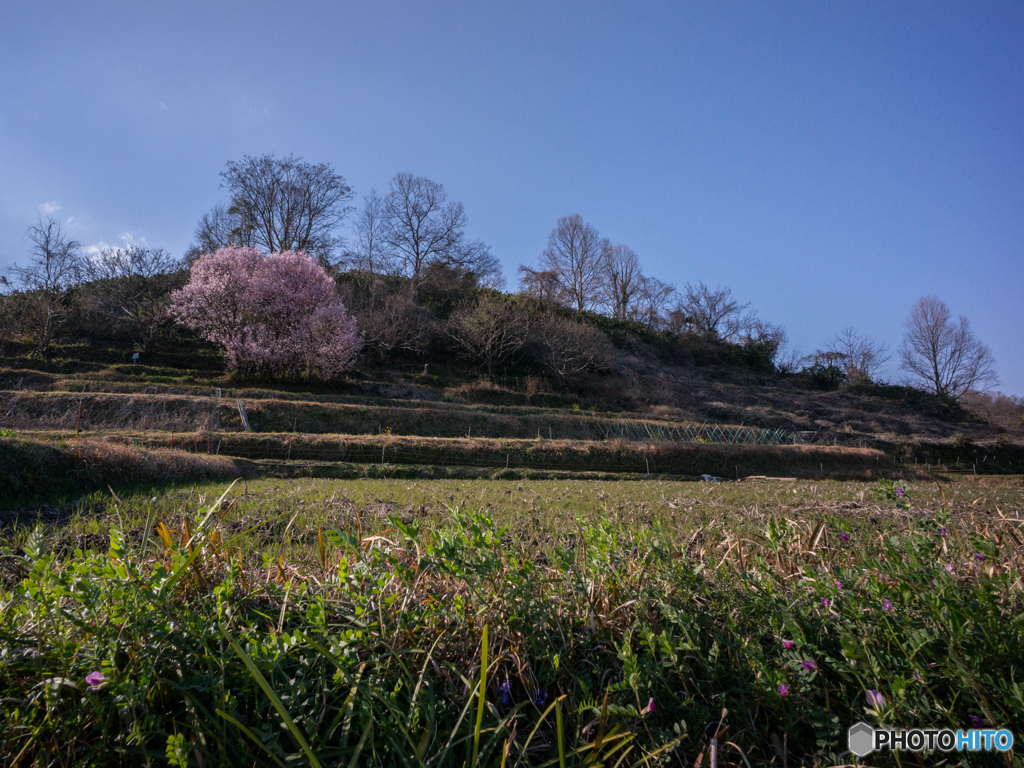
[2,474,1023,766]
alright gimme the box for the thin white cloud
[84,240,112,258]
[38,202,61,214]
[84,232,148,259]
[119,231,148,248]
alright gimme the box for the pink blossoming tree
[170,246,362,379]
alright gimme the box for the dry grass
[47,429,915,480]
[0,435,235,502]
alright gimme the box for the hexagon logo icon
[848,722,875,757]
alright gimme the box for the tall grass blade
[220,626,324,768]
[556,696,565,768]
[472,623,489,768]
[215,709,288,768]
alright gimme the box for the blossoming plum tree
[170,246,361,379]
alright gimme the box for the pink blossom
[782,639,795,650]
[170,247,362,380]
[866,689,885,707]
[881,600,893,612]
[838,532,850,542]
[85,671,104,689]
[801,660,817,672]
[641,697,656,715]
[777,684,789,697]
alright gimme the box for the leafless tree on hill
[537,214,607,313]
[446,295,531,380]
[383,173,502,288]
[677,282,750,339]
[220,153,354,269]
[343,281,434,360]
[346,189,395,276]
[5,217,84,352]
[630,275,677,330]
[899,296,998,399]
[536,314,615,381]
[184,203,256,264]
[823,326,891,384]
[601,244,644,320]
[83,245,183,351]
[517,266,561,304]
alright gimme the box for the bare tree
[7,218,84,352]
[446,295,531,380]
[183,203,255,264]
[601,244,644,320]
[220,154,354,268]
[447,238,504,290]
[517,266,561,303]
[381,173,502,288]
[343,280,434,360]
[677,282,749,338]
[899,296,998,398]
[630,275,676,330]
[824,326,891,384]
[346,189,395,276]
[12,218,83,293]
[537,214,607,313]
[535,314,615,381]
[83,246,183,351]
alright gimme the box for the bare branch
[899,296,998,398]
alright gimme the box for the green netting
[601,419,793,445]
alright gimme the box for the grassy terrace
[1,475,1022,766]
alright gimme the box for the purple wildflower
[801,660,817,672]
[866,689,885,707]
[641,697,656,715]
[821,598,831,609]
[85,671,104,690]
[836,580,843,590]
[896,488,905,498]
[975,553,986,561]
[631,546,638,557]
[777,684,789,697]
[782,639,796,650]
[913,671,923,683]
[938,527,948,535]
[531,688,548,707]
[968,714,988,728]
[882,600,893,612]
[498,680,512,706]
[946,563,955,572]
[838,532,850,542]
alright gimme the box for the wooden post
[710,738,718,768]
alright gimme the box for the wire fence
[601,419,794,445]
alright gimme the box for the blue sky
[2,1,1021,393]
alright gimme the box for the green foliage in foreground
[1,484,1023,766]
